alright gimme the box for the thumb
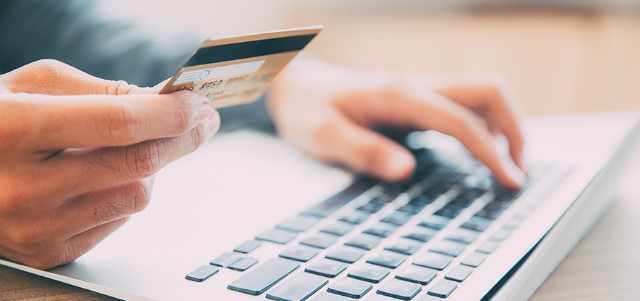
[323,117,416,181]
[0,59,139,96]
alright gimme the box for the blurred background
[104,0,640,117]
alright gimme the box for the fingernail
[384,152,415,180]
[202,111,220,133]
[506,163,527,187]
[194,98,213,122]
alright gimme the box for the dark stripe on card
[184,34,317,67]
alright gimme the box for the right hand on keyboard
[269,58,526,188]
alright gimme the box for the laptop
[1,111,639,300]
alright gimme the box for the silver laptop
[1,111,639,301]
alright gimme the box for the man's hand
[0,60,219,269]
[269,58,525,188]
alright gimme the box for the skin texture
[0,60,220,269]
[0,58,525,269]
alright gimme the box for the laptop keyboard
[186,147,562,300]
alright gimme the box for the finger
[5,90,215,150]
[0,217,128,270]
[315,114,416,182]
[52,218,130,269]
[434,79,525,168]
[353,88,525,188]
[38,115,218,204]
[0,59,142,96]
[50,178,154,238]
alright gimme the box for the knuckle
[450,111,479,137]
[313,120,340,146]
[31,59,66,76]
[171,97,196,134]
[188,123,207,149]
[99,105,140,144]
[125,141,162,178]
[105,80,135,95]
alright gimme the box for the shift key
[228,258,300,296]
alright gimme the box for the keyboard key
[445,265,473,282]
[305,259,348,278]
[418,215,451,230]
[234,240,262,254]
[475,208,502,220]
[185,265,219,282]
[302,178,375,218]
[276,215,321,233]
[427,279,458,298]
[402,228,437,243]
[280,245,319,262]
[366,252,406,269]
[399,195,434,215]
[325,247,365,263]
[228,257,259,272]
[363,223,398,238]
[423,184,449,199]
[384,240,421,255]
[460,216,492,232]
[444,228,480,244]
[300,233,338,249]
[311,291,353,301]
[376,278,422,300]
[433,205,463,219]
[413,253,452,270]
[347,264,390,283]
[357,199,387,214]
[345,234,381,250]
[210,252,242,267]
[227,258,299,296]
[476,240,500,254]
[320,222,354,237]
[380,211,413,226]
[266,272,328,301]
[429,240,466,257]
[395,265,437,285]
[417,296,442,301]
[374,190,399,203]
[448,197,473,209]
[461,252,487,267]
[257,229,297,244]
[339,211,370,225]
[327,277,373,299]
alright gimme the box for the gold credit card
[160,26,322,108]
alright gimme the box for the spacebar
[227,258,300,296]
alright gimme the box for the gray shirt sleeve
[0,0,274,132]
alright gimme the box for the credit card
[160,26,322,108]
